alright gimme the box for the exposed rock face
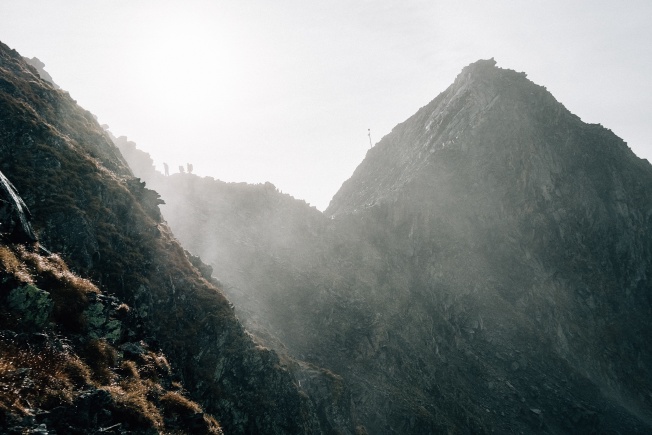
[0,170,36,242]
[23,57,59,89]
[322,59,652,432]
[7,284,52,327]
[130,59,652,433]
[0,40,358,433]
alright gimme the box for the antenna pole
[368,128,372,148]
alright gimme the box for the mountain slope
[324,58,652,431]
[0,41,359,433]
[1,168,223,433]
[130,59,652,433]
[329,58,652,404]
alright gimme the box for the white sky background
[1,0,651,210]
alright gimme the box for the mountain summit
[327,58,618,216]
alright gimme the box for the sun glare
[128,4,249,116]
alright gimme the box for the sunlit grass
[0,242,222,433]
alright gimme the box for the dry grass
[160,390,223,434]
[103,380,164,430]
[116,303,130,315]
[0,240,227,433]
[62,355,93,388]
[0,336,84,415]
[0,330,219,433]
[0,245,32,285]
[6,246,100,331]
[118,359,140,379]
[82,339,117,384]
[131,350,172,381]
[160,391,202,416]
[19,247,99,295]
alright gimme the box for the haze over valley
[1,2,652,433]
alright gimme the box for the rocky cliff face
[324,58,652,432]
[0,170,36,243]
[129,59,652,433]
[0,41,360,433]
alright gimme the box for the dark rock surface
[0,170,36,242]
[128,59,652,433]
[23,57,59,89]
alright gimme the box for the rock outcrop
[0,170,36,243]
[23,57,59,89]
[128,59,652,433]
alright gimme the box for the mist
[2,1,651,431]
[111,58,652,431]
[2,0,652,210]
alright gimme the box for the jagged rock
[23,57,59,89]
[120,341,147,359]
[185,249,220,286]
[85,293,124,343]
[0,170,36,243]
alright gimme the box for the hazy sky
[2,1,651,210]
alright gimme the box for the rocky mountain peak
[327,58,592,216]
[451,57,499,93]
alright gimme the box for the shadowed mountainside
[1,167,223,433]
[122,59,652,433]
[0,41,361,434]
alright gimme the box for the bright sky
[1,1,651,210]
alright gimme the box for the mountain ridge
[122,58,652,433]
[15,44,651,432]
